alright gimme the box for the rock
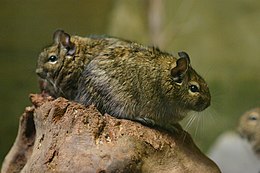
[1,94,220,173]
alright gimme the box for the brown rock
[1,94,220,173]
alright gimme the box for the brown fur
[36,30,211,127]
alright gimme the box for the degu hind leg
[133,117,180,132]
[133,117,156,127]
[134,116,182,134]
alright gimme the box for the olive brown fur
[36,30,211,127]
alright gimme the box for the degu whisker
[194,113,200,138]
[184,113,197,131]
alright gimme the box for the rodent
[237,107,260,157]
[36,30,211,127]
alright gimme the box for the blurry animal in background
[238,107,260,157]
[208,107,260,173]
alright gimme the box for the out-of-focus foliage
[0,0,259,165]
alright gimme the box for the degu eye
[48,55,58,64]
[248,114,258,121]
[189,83,200,93]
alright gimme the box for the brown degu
[238,107,260,156]
[36,30,211,127]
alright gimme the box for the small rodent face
[170,52,211,112]
[36,45,64,81]
[238,107,260,141]
[36,30,76,96]
[176,69,211,113]
[184,69,211,112]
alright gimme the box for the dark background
[1,0,259,165]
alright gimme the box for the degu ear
[53,29,76,56]
[178,51,190,64]
[171,52,191,83]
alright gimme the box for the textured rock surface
[1,94,220,173]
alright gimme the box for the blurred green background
[0,0,259,165]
